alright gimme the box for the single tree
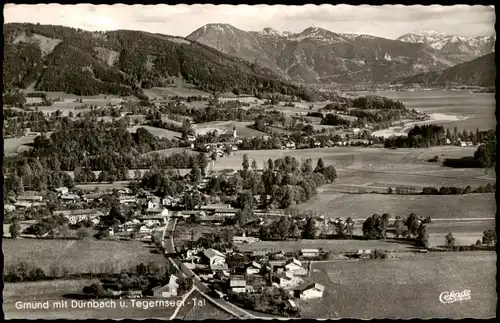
[482,229,496,246]
[302,217,317,239]
[242,154,250,171]
[418,224,429,248]
[9,221,21,239]
[445,232,456,249]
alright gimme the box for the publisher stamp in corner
[439,290,472,304]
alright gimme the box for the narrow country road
[162,217,265,319]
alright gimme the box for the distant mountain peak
[260,27,292,38]
[414,30,450,37]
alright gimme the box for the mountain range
[3,23,318,99]
[187,24,495,85]
[394,53,495,87]
[3,23,495,98]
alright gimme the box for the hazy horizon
[3,4,496,39]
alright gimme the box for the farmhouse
[83,193,103,202]
[278,271,303,289]
[198,215,224,225]
[17,194,43,202]
[119,196,137,204]
[138,213,168,225]
[229,275,247,293]
[301,249,320,257]
[356,249,373,259]
[218,127,238,142]
[14,201,35,208]
[124,219,141,231]
[55,187,69,195]
[144,208,169,217]
[233,233,260,244]
[203,248,226,267]
[245,261,262,276]
[147,200,161,210]
[54,209,104,225]
[211,263,229,271]
[139,226,153,234]
[212,208,239,218]
[60,194,79,202]
[152,275,179,297]
[285,259,308,276]
[300,283,325,299]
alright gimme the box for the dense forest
[384,124,447,148]
[3,23,337,101]
[2,118,209,193]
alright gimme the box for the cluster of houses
[173,205,240,226]
[5,190,46,210]
[178,246,325,301]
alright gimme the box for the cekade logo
[439,290,472,304]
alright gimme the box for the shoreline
[372,111,469,138]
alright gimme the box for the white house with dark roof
[301,248,320,257]
[245,261,262,276]
[229,275,247,293]
[152,275,179,297]
[54,209,104,225]
[285,258,307,276]
[300,283,325,299]
[60,194,79,202]
[203,248,226,267]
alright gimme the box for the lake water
[352,91,496,132]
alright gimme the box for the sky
[3,4,496,39]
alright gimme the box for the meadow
[143,86,211,98]
[4,135,38,155]
[2,238,167,275]
[293,193,495,220]
[213,146,494,190]
[297,252,496,319]
[127,125,181,139]
[194,120,266,137]
[236,239,415,254]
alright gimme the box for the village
[4,164,384,318]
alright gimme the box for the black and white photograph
[2,3,496,320]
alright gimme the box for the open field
[127,125,181,139]
[4,135,38,155]
[3,238,167,275]
[194,120,266,137]
[74,181,132,190]
[143,86,211,98]
[297,252,496,319]
[176,290,236,320]
[143,147,195,157]
[213,146,494,191]
[293,193,495,219]
[237,239,416,253]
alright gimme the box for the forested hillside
[3,23,326,100]
[394,53,496,87]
